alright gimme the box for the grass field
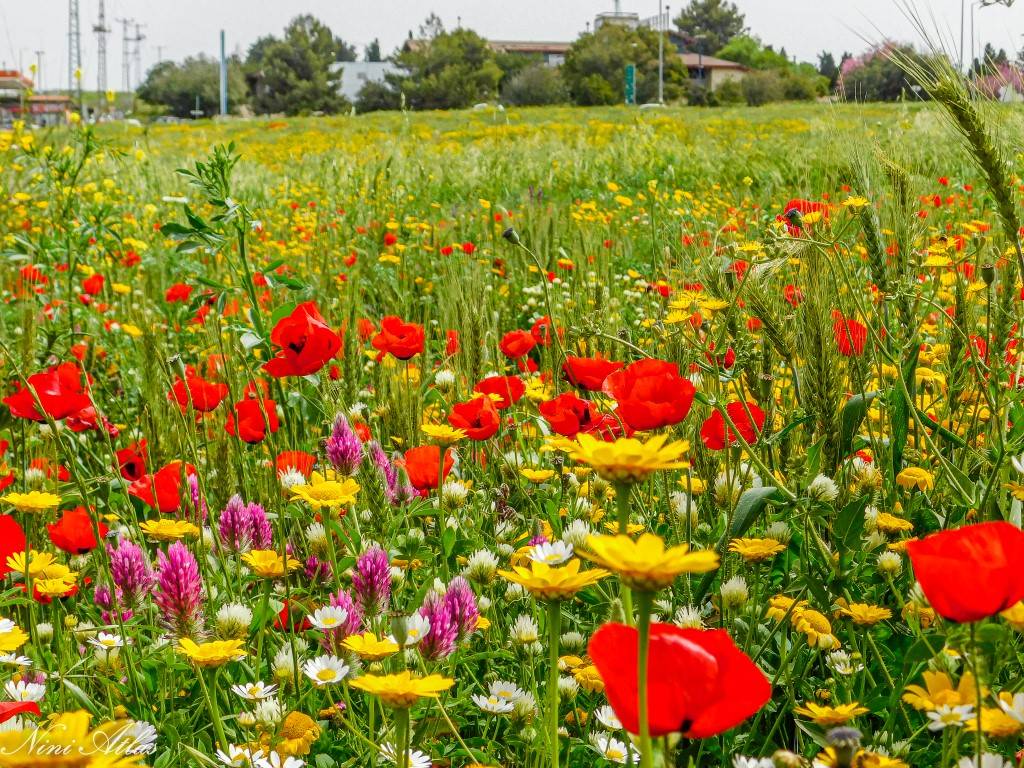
[3,100,1024,768]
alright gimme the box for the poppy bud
[390,613,408,648]
[981,263,996,285]
[606,598,625,625]
[502,226,521,245]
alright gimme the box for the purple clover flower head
[107,538,153,606]
[367,441,400,503]
[325,414,363,476]
[94,583,114,611]
[443,576,479,641]
[304,555,332,583]
[218,495,249,552]
[154,541,204,637]
[528,534,549,546]
[218,495,273,552]
[186,473,207,523]
[246,502,273,549]
[418,590,458,661]
[352,546,391,616]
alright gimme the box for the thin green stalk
[546,600,562,768]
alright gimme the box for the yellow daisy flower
[580,532,718,591]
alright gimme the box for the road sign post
[625,63,636,105]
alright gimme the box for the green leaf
[833,495,869,553]
[731,486,780,538]
[839,391,878,458]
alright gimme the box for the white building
[332,61,401,101]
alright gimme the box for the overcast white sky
[2,1,1023,91]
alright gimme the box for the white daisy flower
[308,606,349,632]
[379,742,431,768]
[230,681,278,700]
[594,704,622,730]
[302,655,350,686]
[4,680,45,702]
[527,541,574,565]
[592,734,638,764]
[472,693,514,714]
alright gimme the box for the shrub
[741,70,785,106]
[502,64,568,107]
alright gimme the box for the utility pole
[219,30,228,116]
[133,23,146,90]
[68,0,82,92]
[33,51,44,91]
[93,0,111,99]
[657,1,664,103]
[117,17,133,91]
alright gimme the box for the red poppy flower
[264,302,342,378]
[907,521,1024,623]
[277,450,316,477]
[589,622,770,737]
[82,273,105,295]
[165,282,192,303]
[128,461,196,513]
[274,598,312,631]
[47,507,108,555]
[449,396,501,441]
[401,445,454,492]
[602,359,694,431]
[700,401,766,451]
[226,398,280,444]
[0,515,26,578]
[833,316,868,357]
[473,375,525,410]
[2,362,92,422]
[530,316,559,347]
[499,329,536,359]
[539,393,599,437]
[168,373,228,413]
[445,330,460,356]
[783,285,805,307]
[115,440,148,481]
[372,316,425,360]
[563,355,624,392]
[0,701,40,724]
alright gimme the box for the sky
[2,0,1023,91]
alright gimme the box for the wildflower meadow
[5,67,1024,768]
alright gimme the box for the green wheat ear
[891,49,1024,278]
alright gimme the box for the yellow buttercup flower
[580,532,718,591]
[342,631,400,661]
[814,748,907,768]
[349,670,454,708]
[261,710,320,757]
[874,512,914,535]
[5,549,56,578]
[177,637,246,667]
[1,490,61,513]
[836,601,892,626]
[139,518,200,541]
[421,423,466,444]
[521,468,556,483]
[902,670,981,710]
[1001,601,1024,631]
[563,433,689,484]
[0,710,145,766]
[793,701,868,726]
[895,466,934,492]
[497,558,608,600]
[35,575,78,597]
[0,619,29,653]
[242,549,301,579]
[290,471,360,510]
[728,537,786,562]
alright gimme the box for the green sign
[625,63,636,105]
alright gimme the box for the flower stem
[395,706,410,768]
[614,482,634,624]
[546,599,562,768]
[197,666,228,752]
[636,590,654,768]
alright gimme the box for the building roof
[489,40,571,55]
[679,53,747,71]
[0,70,33,91]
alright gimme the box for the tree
[562,24,688,106]
[356,80,401,112]
[716,35,788,70]
[365,39,382,62]
[839,43,933,102]
[247,15,348,115]
[137,55,248,118]
[674,0,746,55]
[389,26,503,109]
[818,51,839,88]
[335,37,358,63]
[502,64,568,106]
[419,13,445,40]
